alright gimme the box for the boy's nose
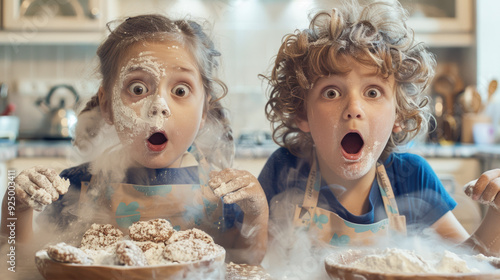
[343,98,363,120]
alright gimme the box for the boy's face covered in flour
[297,57,400,184]
[107,41,206,169]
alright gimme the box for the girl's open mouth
[341,132,364,160]
[147,131,168,152]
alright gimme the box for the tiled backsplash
[0,0,317,139]
[0,42,271,138]
[0,44,99,137]
[0,0,479,141]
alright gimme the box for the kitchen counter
[0,140,73,162]
[0,143,16,162]
[409,143,500,159]
[2,140,500,162]
[236,142,500,160]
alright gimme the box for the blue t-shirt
[258,147,457,234]
[41,163,242,231]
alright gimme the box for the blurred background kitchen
[1,0,500,233]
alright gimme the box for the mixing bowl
[325,248,500,280]
[0,116,19,144]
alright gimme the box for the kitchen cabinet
[6,157,71,174]
[425,157,482,234]
[0,157,70,224]
[0,0,115,45]
[0,31,104,45]
[400,0,474,47]
[402,0,473,33]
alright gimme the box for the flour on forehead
[128,54,167,81]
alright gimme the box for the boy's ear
[98,87,113,125]
[393,121,402,133]
[295,116,311,133]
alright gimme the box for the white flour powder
[332,248,500,274]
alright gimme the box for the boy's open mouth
[147,131,168,151]
[341,132,364,159]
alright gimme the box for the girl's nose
[148,98,171,118]
[343,97,364,120]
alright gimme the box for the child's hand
[208,169,267,216]
[464,169,500,210]
[14,166,70,212]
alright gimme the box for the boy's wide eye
[128,82,148,96]
[172,84,191,97]
[365,88,382,98]
[321,88,340,99]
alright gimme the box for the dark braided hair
[77,14,233,166]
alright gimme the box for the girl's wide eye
[365,88,382,98]
[128,82,148,96]
[172,84,191,97]
[321,88,341,99]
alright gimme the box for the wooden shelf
[416,33,475,48]
[0,31,105,45]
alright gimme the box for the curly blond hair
[263,1,435,159]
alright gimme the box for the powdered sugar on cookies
[45,219,223,266]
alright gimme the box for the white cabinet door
[427,157,482,234]
[401,0,473,33]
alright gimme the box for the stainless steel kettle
[36,84,79,139]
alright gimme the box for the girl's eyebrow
[123,65,197,76]
[173,65,197,75]
[122,65,152,74]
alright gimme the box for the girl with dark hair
[2,14,267,265]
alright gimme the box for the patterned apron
[78,149,224,235]
[293,155,406,246]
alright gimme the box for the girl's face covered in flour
[297,57,401,184]
[107,41,206,169]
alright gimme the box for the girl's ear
[296,116,311,133]
[199,94,211,130]
[98,87,113,125]
[199,115,206,130]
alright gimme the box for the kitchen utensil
[461,113,491,144]
[0,116,19,144]
[35,246,226,280]
[325,248,500,280]
[460,86,483,114]
[473,122,495,145]
[0,103,15,116]
[433,73,462,142]
[36,84,79,139]
[0,83,7,99]
[488,79,498,102]
[0,83,9,113]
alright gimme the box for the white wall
[476,0,500,95]
[476,0,500,133]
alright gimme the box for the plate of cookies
[35,219,226,280]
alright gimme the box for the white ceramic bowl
[0,116,19,143]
